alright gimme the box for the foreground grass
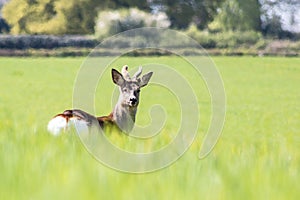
[0,57,299,199]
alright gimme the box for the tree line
[0,0,299,38]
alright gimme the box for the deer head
[112,65,153,108]
[111,65,153,132]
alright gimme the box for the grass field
[0,56,299,200]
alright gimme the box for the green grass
[0,56,300,200]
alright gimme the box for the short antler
[121,65,143,81]
[121,65,131,81]
[132,66,143,81]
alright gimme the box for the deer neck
[112,102,137,133]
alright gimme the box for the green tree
[150,0,224,29]
[60,0,98,34]
[2,0,98,34]
[209,0,261,32]
[107,0,149,10]
[238,0,261,31]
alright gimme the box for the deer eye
[122,88,128,92]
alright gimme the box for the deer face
[112,66,153,107]
[119,81,140,107]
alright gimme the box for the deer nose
[129,98,137,105]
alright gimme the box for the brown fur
[54,110,116,130]
[97,113,114,129]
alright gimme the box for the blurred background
[0,0,299,56]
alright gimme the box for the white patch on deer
[47,116,68,136]
[69,118,89,134]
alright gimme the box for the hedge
[0,35,98,49]
[0,33,298,57]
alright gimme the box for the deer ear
[112,69,125,86]
[139,71,153,87]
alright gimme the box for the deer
[47,65,153,136]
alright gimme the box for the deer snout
[129,97,138,106]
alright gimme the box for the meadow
[0,56,299,199]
